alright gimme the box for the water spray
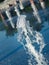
[19,0,24,10]
[30,0,42,23]
[39,0,46,9]
[14,1,20,17]
[17,15,47,65]
[0,11,8,27]
[5,9,15,28]
[39,0,48,16]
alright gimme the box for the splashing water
[19,0,24,10]
[40,1,45,9]
[14,6,20,17]
[17,15,47,65]
[40,1,47,16]
[31,3,42,23]
[5,10,15,28]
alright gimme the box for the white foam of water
[28,57,32,65]
[33,31,46,53]
[5,10,15,28]
[17,15,47,65]
[31,3,41,23]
